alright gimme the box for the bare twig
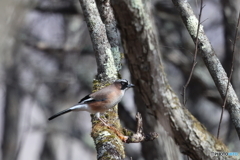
[172,0,240,139]
[125,112,158,143]
[182,0,204,105]
[217,12,240,139]
[108,112,159,143]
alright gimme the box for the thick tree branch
[111,0,237,159]
[96,0,122,71]
[171,0,240,139]
[79,0,117,81]
[78,0,124,159]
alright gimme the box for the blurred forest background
[0,0,240,160]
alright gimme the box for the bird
[48,79,134,125]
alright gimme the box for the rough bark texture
[172,0,240,139]
[96,0,122,71]
[78,0,124,159]
[135,92,181,160]
[111,0,237,159]
[79,0,117,81]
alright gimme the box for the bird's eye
[121,82,126,86]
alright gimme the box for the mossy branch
[78,0,123,159]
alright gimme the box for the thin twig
[172,0,240,139]
[125,112,158,143]
[107,112,158,143]
[217,12,240,139]
[182,0,204,105]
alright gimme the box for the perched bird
[48,79,134,125]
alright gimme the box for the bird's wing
[78,94,106,104]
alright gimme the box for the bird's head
[114,79,134,91]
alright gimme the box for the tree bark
[78,0,124,159]
[111,0,237,159]
[172,0,240,139]
[96,0,122,71]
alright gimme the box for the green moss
[91,79,125,159]
[92,79,112,92]
[123,129,134,137]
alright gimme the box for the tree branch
[78,0,124,159]
[106,112,159,143]
[79,0,117,81]
[171,0,240,139]
[111,0,237,159]
[96,0,122,71]
[217,12,240,139]
[124,112,158,143]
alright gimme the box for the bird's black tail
[48,109,72,120]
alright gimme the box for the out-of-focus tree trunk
[221,0,240,147]
[0,1,26,160]
[221,0,240,97]
[2,67,21,160]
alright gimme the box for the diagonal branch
[217,12,240,139]
[172,0,240,139]
[111,0,237,159]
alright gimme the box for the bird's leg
[98,118,128,141]
[95,113,128,142]
[98,117,110,126]
[95,112,110,126]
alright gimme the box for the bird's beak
[128,84,134,88]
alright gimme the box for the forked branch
[107,112,158,143]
